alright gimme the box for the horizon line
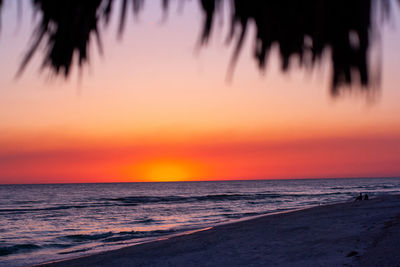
[1,176,400,186]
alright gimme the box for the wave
[63,232,114,242]
[0,192,348,215]
[105,192,345,205]
[0,229,180,257]
[61,229,177,243]
[0,244,41,256]
[0,205,92,214]
[104,194,279,205]
[222,212,262,219]
[58,248,92,255]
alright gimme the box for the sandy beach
[36,194,400,267]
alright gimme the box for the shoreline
[36,195,400,266]
[36,205,320,266]
[34,203,329,266]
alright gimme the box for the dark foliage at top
[0,0,398,94]
[225,0,373,95]
[18,0,103,77]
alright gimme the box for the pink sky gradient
[0,1,399,183]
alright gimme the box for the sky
[0,1,400,184]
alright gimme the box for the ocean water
[1,178,400,266]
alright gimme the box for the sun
[139,160,196,182]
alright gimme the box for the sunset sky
[0,1,400,184]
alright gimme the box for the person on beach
[364,194,369,200]
[355,193,363,201]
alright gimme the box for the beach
[1,1,400,267]
[39,194,400,267]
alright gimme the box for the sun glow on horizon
[0,1,400,184]
[136,160,203,182]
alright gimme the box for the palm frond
[0,0,396,94]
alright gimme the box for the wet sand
[38,195,400,267]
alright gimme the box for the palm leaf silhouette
[0,0,398,94]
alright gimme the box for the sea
[1,177,400,266]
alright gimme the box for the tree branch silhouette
[0,0,398,95]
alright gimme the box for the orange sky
[0,1,400,184]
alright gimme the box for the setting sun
[139,160,198,182]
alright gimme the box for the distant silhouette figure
[364,194,369,200]
[355,193,363,201]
